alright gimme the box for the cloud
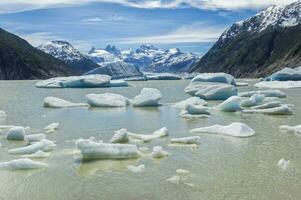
[114,23,225,44]
[82,15,127,23]
[20,32,62,46]
[0,0,297,14]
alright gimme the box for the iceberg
[255,81,301,89]
[146,73,182,80]
[279,125,301,134]
[36,75,111,88]
[250,101,282,109]
[133,88,162,107]
[215,96,242,112]
[109,129,129,143]
[0,158,48,170]
[127,164,145,173]
[76,139,141,160]
[185,82,238,100]
[109,80,129,87]
[150,146,169,158]
[6,126,26,141]
[44,97,88,108]
[45,122,59,133]
[9,139,56,154]
[180,104,210,118]
[21,150,50,158]
[236,82,249,87]
[239,90,286,98]
[170,136,201,145]
[191,73,236,85]
[172,97,207,109]
[86,93,130,107]
[25,134,46,143]
[243,105,293,115]
[190,122,255,138]
[240,94,265,107]
[265,67,301,81]
[128,127,169,142]
[166,169,191,185]
[0,111,6,118]
[277,159,290,170]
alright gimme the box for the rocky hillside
[0,28,77,80]
[190,1,301,78]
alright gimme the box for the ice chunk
[179,104,210,118]
[45,122,59,133]
[190,122,255,138]
[236,82,249,87]
[255,81,301,89]
[127,164,145,173]
[86,93,130,107]
[173,97,207,109]
[6,126,26,141]
[43,97,88,108]
[0,158,48,170]
[170,136,200,145]
[215,96,242,112]
[133,88,162,107]
[265,67,301,81]
[243,105,293,115]
[127,127,169,142]
[36,75,111,88]
[166,169,191,185]
[240,94,265,107]
[109,129,129,143]
[150,146,169,158]
[250,101,282,109]
[76,139,140,160]
[109,80,129,87]
[25,134,46,143]
[9,139,56,155]
[0,111,6,118]
[277,159,290,170]
[239,90,286,98]
[185,82,238,100]
[191,73,236,85]
[279,125,301,134]
[146,73,182,80]
[21,150,50,158]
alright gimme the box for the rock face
[190,1,301,78]
[0,28,77,80]
[38,40,99,74]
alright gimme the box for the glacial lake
[0,79,301,200]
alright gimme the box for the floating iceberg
[128,127,169,142]
[146,73,182,80]
[239,90,286,98]
[133,88,162,107]
[0,158,48,170]
[236,82,249,87]
[265,67,301,81]
[9,139,56,155]
[240,94,265,107]
[76,139,141,160]
[36,75,111,88]
[215,96,242,112]
[44,97,88,108]
[127,164,145,173]
[45,122,59,133]
[86,93,130,107]
[279,125,301,134]
[21,150,50,158]
[109,80,129,87]
[25,134,46,143]
[150,146,169,158]
[191,73,236,85]
[6,126,26,141]
[170,136,201,145]
[172,97,207,109]
[255,81,301,89]
[243,105,293,115]
[190,122,255,138]
[185,82,238,100]
[180,104,210,118]
[250,101,282,109]
[166,169,192,185]
[109,129,129,143]
[277,159,290,170]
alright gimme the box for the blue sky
[0,0,296,54]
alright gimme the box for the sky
[0,0,297,54]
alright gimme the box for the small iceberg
[21,150,50,158]
[86,93,130,107]
[277,159,290,170]
[265,67,301,81]
[170,136,201,145]
[36,75,112,88]
[128,127,169,142]
[150,146,169,158]
[45,122,59,133]
[166,169,192,186]
[191,73,236,85]
[190,122,255,138]
[43,97,88,108]
[109,80,129,87]
[25,134,46,143]
[172,97,207,109]
[250,101,282,109]
[185,82,238,100]
[239,90,286,98]
[6,126,26,141]
[243,105,293,115]
[180,104,210,118]
[279,125,301,134]
[146,73,182,80]
[215,96,242,112]
[127,164,145,173]
[255,81,301,89]
[133,88,162,107]
[76,139,141,160]
[109,129,129,143]
[9,139,56,155]
[240,94,265,107]
[0,158,48,170]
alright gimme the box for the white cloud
[0,0,297,14]
[82,15,127,23]
[20,32,61,46]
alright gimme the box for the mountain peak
[104,45,121,56]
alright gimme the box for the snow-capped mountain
[88,44,200,72]
[191,1,301,78]
[38,41,99,73]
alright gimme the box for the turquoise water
[0,80,301,200]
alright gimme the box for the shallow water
[0,80,301,200]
